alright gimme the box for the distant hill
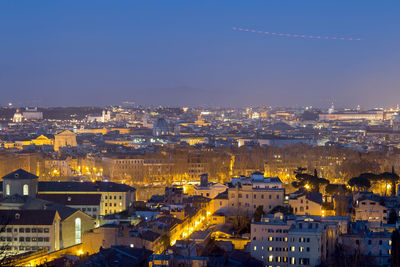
[0,107,103,120]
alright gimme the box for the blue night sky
[0,1,399,108]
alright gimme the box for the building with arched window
[75,218,82,244]
[0,169,95,249]
[2,169,38,198]
[5,184,10,196]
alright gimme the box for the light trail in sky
[232,26,362,41]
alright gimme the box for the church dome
[153,118,169,136]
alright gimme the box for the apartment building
[287,218,325,267]
[143,159,174,182]
[102,156,145,183]
[37,193,102,219]
[339,221,392,267]
[289,191,323,216]
[228,173,284,214]
[250,214,346,267]
[0,210,61,257]
[251,213,293,265]
[37,181,136,215]
[193,174,228,199]
[353,196,388,224]
[0,169,96,249]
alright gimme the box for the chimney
[200,174,208,187]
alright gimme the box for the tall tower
[102,110,111,122]
[328,103,335,114]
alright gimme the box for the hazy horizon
[1,1,399,108]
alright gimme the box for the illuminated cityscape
[1,1,400,267]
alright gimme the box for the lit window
[254,246,257,251]
[269,255,273,262]
[6,184,10,196]
[75,218,81,244]
[23,184,29,196]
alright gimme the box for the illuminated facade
[228,172,284,214]
[318,111,395,121]
[31,135,54,146]
[251,215,342,267]
[353,197,388,224]
[289,191,323,216]
[0,170,95,252]
[22,107,43,120]
[102,156,145,183]
[194,183,228,199]
[228,185,284,215]
[0,210,61,256]
[37,181,136,216]
[12,109,23,123]
[54,130,77,151]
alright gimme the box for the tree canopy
[348,176,371,191]
[292,169,329,192]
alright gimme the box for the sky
[0,1,399,108]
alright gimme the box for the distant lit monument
[87,110,111,122]
[12,109,23,123]
[153,118,169,136]
[22,107,43,120]
[393,114,400,131]
[328,103,335,114]
[54,130,77,151]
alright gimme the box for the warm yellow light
[77,250,84,256]
[387,184,391,189]
[305,184,310,190]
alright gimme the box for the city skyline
[1,1,399,107]
[1,2,400,266]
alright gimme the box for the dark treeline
[138,143,399,184]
